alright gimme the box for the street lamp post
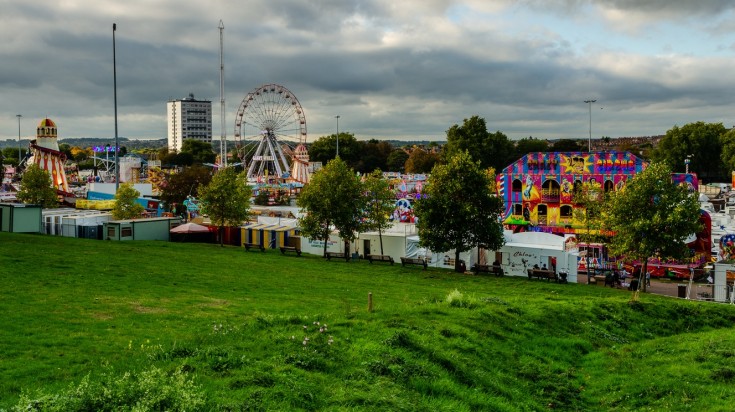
[584,99,596,152]
[16,114,22,164]
[335,115,340,157]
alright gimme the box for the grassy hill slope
[1,232,734,411]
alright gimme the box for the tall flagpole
[113,23,120,190]
[219,20,226,167]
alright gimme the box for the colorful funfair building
[496,151,711,277]
[496,151,647,234]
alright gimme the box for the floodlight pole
[219,20,226,167]
[113,23,120,191]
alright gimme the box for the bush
[445,289,479,309]
[12,366,206,411]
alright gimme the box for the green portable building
[0,203,42,233]
[104,216,181,241]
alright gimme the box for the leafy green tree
[652,122,726,181]
[386,149,409,172]
[58,143,73,161]
[181,139,216,165]
[2,147,27,166]
[159,166,212,213]
[254,190,270,206]
[308,132,361,170]
[198,167,252,246]
[444,115,513,171]
[297,157,365,256]
[550,139,583,152]
[405,148,439,173]
[513,137,549,160]
[414,151,505,272]
[361,169,396,255]
[16,164,59,207]
[603,163,702,297]
[572,180,608,283]
[719,128,735,175]
[354,139,392,173]
[111,183,145,220]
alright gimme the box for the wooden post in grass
[368,292,373,312]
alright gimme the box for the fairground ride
[233,83,307,182]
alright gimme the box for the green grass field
[2,231,735,411]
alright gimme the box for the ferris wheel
[233,83,307,181]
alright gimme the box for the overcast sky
[2,0,735,143]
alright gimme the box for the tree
[405,147,439,173]
[550,139,583,152]
[361,169,396,255]
[181,139,216,165]
[70,146,90,162]
[652,122,726,181]
[16,164,59,207]
[386,149,409,172]
[297,157,365,256]
[2,147,26,166]
[158,166,212,214]
[354,139,392,173]
[513,137,549,160]
[414,151,505,272]
[198,167,252,246]
[719,128,735,175]
[572,180,608,283]
[444,115,514,171]
[58,143,73,161]
[308,132,361,169]
[111,183,145,220]
[603,162,702,298]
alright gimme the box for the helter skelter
[28,118,73,197]
[233,83,310,184]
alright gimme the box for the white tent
[490,231,579,282]
[358,231,410,262]
[406,235,476,269]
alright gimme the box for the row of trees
[297,151,506,273]
[652,121,735,182]
[306,119,587,175]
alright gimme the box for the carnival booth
[241,222,299,250]
[491,231,579,282]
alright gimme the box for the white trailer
[490,231,579,282]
